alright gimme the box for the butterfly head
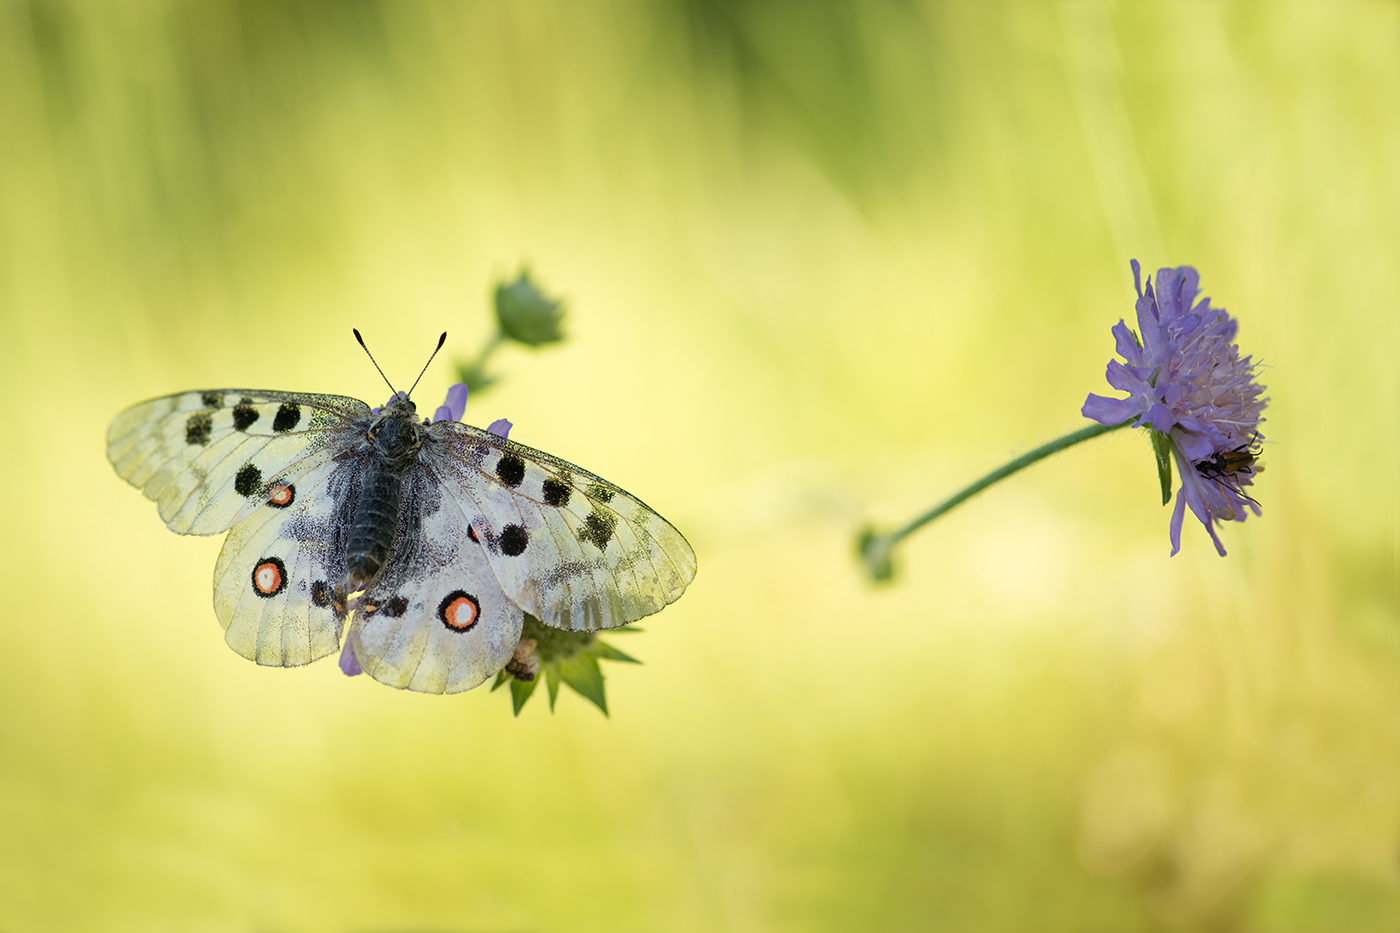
[353,329,451,466]
[366,394,426,465]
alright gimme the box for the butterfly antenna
[405,332,448,399]
[353,328,399,396]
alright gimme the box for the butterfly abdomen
[345,462,406,590]
[343,407,424,592]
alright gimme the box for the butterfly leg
[504,638,540,682]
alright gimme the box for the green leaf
[557,652,608,717]
[1149,429,1174,506]
[509,673,538,716]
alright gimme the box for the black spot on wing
[586,482,615,504]
[233,398,259,431]
[273,403,301,432]
[467,524,479,543]
[496,453,526,487]
[185,412,213,446]
[201,392,224,409]
[542,476,572,507]
[500,524,529,557]
[311,580,331,608]
[381,595,408,618]
[234,463,262,497]
[581,509,616,551]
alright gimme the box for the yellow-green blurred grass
[1,0,1398,930]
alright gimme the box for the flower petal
[339,639,363,677]
[440,382,469,422]
[1169,488,1187,556]
[1171,427,1213,461]
[1082,393,1138,426]
[1111,321,1143,366]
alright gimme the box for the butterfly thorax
[342,397,430,597]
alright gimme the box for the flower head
[1082,261,1268,556]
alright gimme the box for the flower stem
[858,418,1135,581]
[469,330,505,376]
[456,329,506,392]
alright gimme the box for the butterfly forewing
[428,422,697,633]
[107,389,370,535]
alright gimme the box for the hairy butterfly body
[107,354,696,695]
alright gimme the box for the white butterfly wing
[424,422,697,633]
[347,470,525,694]
[107,389,369,535]
[211,451,352,667]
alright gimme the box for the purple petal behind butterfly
[433,383,469,423]
[339,639,363,677]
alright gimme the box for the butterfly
[106,332,696,694]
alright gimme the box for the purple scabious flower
[1082,261,1268,556]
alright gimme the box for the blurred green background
[2,1,1398,930]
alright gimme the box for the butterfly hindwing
[211,451,351,667]
[425,422,697,633]
[107,389,369,535]
[347,469,524,694]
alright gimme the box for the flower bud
[495,270,565,346]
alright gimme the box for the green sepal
[557,652,608,717]
[545,666,560,711]
[498,614,639,716]
[490,670,507,692]
[1149,429,1174,506]
[509,673,538,716]
[592,639,641,664]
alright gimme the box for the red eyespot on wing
[437,590,480,632]
[252,557,288,598]
[267,482,296,508]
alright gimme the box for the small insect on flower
[1082,261,1269,556]
[1195,435,1262,484]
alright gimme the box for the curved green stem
[470,330,505,374]
[456,329,506,392]
[858,418,1135,581]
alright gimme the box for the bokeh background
[2,1,1398,930]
